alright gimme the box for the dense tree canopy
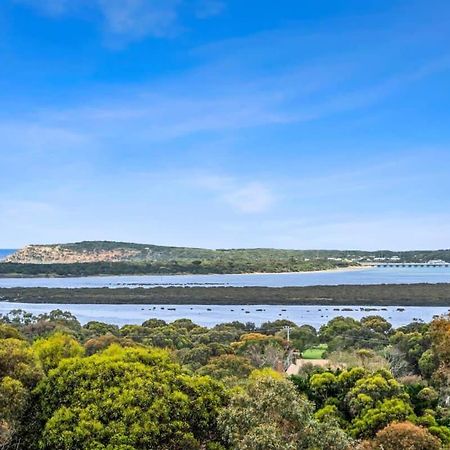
[220,375,351,450]
[2,311,450,449]
[37,345,227,450]
[371,422,441,450]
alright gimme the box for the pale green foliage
[0,338,43,387]
[219,376,351,450]
[0,338,43,448]
[347,370,406,416]
[36,345,227,450]
[197,354,254,384]
[350,398,415,438]
[328,350,388,371]
[0,376,28,446]
[309,372,338,400]
[32,332,85,372]
[0,323,23,340]
[419,349,439,379]
[0,376,27,421]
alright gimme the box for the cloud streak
[193,175,276,214]
[222,182,274,214]
[97,0,181,40]
[13,0,216,43]
[195,0,225,19]
[12,53,448,153]
[7,18,448,147]
[2,2,450,248]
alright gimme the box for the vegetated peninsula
[2,240,450,277]
[2,240,352,276]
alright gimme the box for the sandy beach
[241,265,369,276]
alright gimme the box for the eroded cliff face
[5,245,142,264]
[3,241,216,265]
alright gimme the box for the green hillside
[2,241,450,277]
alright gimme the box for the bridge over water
[363,262,450,268]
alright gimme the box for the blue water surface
[0,266,449,288]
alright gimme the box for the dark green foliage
[289,324,318,352]
[83,321,120,336]
[319,316,390,351]
[3,283,450,305]
[259,319,298,335]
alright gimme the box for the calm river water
[0,302,448,328]
[1,266,450,288]
[1,267,449,327]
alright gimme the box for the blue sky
[1,0,450,249]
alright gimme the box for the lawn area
[301,344,328,359]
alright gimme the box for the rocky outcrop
[5,244,142,264]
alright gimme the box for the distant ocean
[0,249,16,261]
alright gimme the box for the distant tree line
[0,258,345,277]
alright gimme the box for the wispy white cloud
[222,182,275,213]
[0,121,88,152]
[13,0,211,43]
[0,200,56,217]
[4,7,449,146]
[14,0,73,16]
[0,200,59,244]
[10,37,447,146]
[96,0,181,41]
[193,175,275,214]
[257,214,450,251]
[3,5,450,248]
[195,0,225,19]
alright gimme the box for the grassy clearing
[302,344,328,359]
